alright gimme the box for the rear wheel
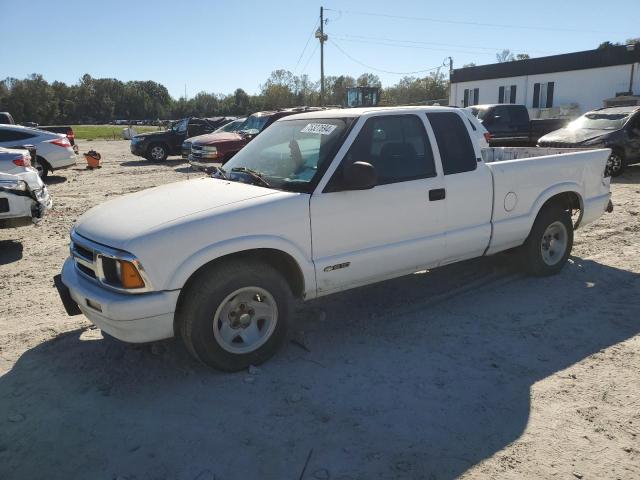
[178,260,292,371]
[35,156,49,179]
[521,205,573,276]
[606,151,625,177]
[147,144,168,162]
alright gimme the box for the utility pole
[315,7,328,105]
[446,57,453,105]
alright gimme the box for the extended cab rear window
[426,112,477,175]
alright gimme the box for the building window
[499,85,517,104]
[533,82,554,108]
[463,88,479,107]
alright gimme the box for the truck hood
[133,130,169,140]
[74,178,278,248]
[190,131,243,145]
[539,128,614,145]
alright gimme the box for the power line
[333,33,556,55]
[324,8,628,35]
[330,39,445,75]
[332,36,496,56]
[301,43,319,75]
[293,19,319,72]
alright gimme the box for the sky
[0,0,638,99]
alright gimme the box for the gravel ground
[0,140,638,480]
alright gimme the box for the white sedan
[0,147,52,227]
[0,124,76,178]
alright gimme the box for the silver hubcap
[151,146,165,160]
[540,221,568,266]
[213,287,278,354]
[606,154,622,175]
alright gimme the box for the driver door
[310,114,446,295]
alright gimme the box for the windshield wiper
[231,167,271,188]
[210,165,228,180]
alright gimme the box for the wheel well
[174,248,305,330]
[539,191,582,228]
[36,155,51,170]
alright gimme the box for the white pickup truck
[57,107,612,371]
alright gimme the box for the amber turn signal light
[120,260,145,289]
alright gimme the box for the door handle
[429,188,446,201]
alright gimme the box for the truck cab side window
[334,115,436,187]
[426,112,477,175]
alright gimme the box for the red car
[188,107,326,171]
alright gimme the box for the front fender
[164,234,317,297]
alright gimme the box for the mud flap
[54,274,82,316]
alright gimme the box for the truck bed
[482,147,611,255]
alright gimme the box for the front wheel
[606,151,625,177]
[520,205,573,276]
[178,260,292,371]
[147,144,168,162]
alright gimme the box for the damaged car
[0,147,52,228]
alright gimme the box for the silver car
[0,124,76,178]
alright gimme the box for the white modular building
[449,44,640,117]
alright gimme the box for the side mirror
[343,161,377,190]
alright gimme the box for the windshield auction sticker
[300,123,337,135]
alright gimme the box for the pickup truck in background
[58,106,611,371]
[188,107,326,172]
[38,126,78,153]
[467,104,569,147]
[130,117,235,161]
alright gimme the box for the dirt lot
[0,140,639,480]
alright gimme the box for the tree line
[0,70,449,125]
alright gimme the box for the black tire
[35,156,49,179]
[146,143,168,162]
[177,260,292,371]
[606,150,625,177]
[520,205,573,276]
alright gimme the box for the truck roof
[282,105,457,120]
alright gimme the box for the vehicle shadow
[612,164,640,185]
[43,175,67,185]
[120,158,186,167]
[0,240,23,265]
[0,257,638,479]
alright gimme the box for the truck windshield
[171,118,188,134]
[468,107,489,121]
[240,115,270,134]
[223,118,349,192]
[568,113,630,130]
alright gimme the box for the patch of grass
[72,124,161,140]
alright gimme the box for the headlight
[202,146,218,153]
[99,256,146,289]
[0,179,27,192]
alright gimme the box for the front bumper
[0,185,52,228]
[60,257,179,343]
[130,142,147,157]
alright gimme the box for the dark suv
[538,106,640,176]
[130,117,234,161]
